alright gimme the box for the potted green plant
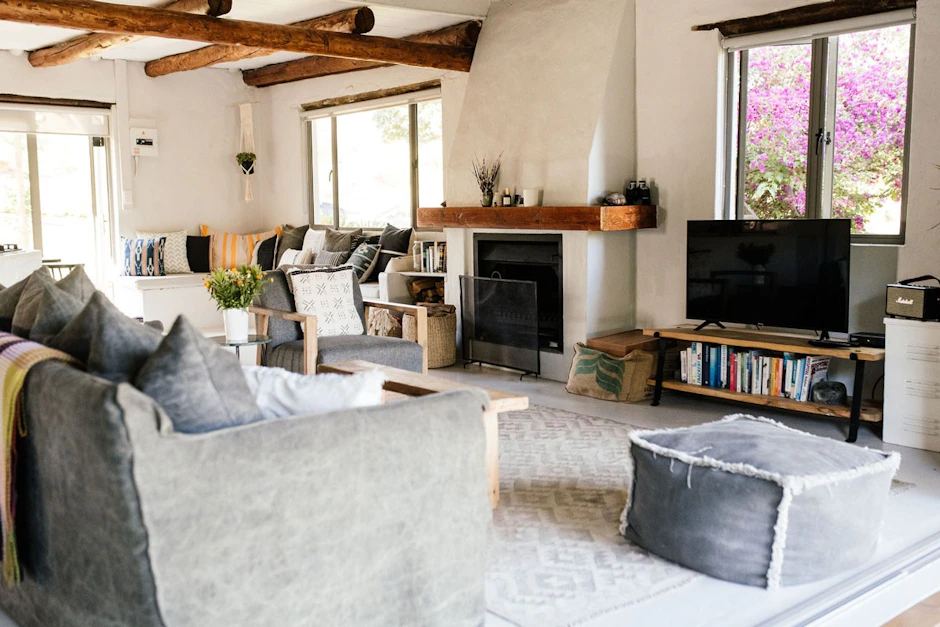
[236,151,256,175]
[204,264,267,342]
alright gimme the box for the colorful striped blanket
[0,332,75,586]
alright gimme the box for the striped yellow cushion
[200,225,282,270]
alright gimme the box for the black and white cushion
[286,267,363,337]
[314,249,350,267]
[344,243,381,283]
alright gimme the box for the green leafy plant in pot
[205,264,269,342]
[236,151,256,175]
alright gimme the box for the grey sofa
[0,360,491,627]
[252,269,428,375]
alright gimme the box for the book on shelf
[419,241,447,274]
[677,342,831,402]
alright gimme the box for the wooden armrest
[249,306,318,374]
[361,299,425,316]
[362,300,428,374]
[248,305,314,324]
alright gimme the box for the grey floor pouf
[620,414,900,589]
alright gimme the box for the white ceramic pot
[223,308,249,343]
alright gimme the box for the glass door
[34,133,112,282]
[0,130,112,284]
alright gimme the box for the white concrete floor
[435,364,940,627]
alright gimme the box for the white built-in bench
[114,274,223,331]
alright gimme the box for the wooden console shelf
[417,205,657,231]
[644,379,883,423]
[643,327,886,443]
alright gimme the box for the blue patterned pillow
[122,237,166,277]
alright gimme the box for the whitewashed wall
[446,0,634,206]
[0,53,261,238]
[630,0,930,335]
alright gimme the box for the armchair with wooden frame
[248,269,429,375]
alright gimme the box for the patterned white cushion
[137,230,191,274]
[278,248,312,267]
[287,268,363,337]
[302,229,325,256]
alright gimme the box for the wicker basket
[404,312,457,369]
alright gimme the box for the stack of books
[679,342,830,402]
[419,241,447,273]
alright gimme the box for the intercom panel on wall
[130,127,159,157]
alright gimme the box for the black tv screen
[687,220,851,333]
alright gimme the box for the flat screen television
[687,219,851,335]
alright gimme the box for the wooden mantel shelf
[417,205,657,231]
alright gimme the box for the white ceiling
[0,0,490,71]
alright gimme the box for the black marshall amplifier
[886,275,940,321]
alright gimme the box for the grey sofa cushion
[55,265,96,301]
[49,291,163,383]
[0,267,50,333]
[267,335,424,374]
[323,228,362,252]
[135,316,262,434]
[620,415,900,588]
[10,266,95,337]
[10,270,55,336]
[275,224,309,266]
[29,284,85,345]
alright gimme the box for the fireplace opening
[473,233,563,353]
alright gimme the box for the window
[306,93,443,228]
[0,105,113,282]
[725,24,913,242]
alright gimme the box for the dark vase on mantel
[481,191,493,207]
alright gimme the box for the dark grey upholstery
[256,270,302,351]
[28,285,85,345]
[0,362,164,627]
[0,268,50,333]
[268,335,424,373]
[48,291,163,383]
[621,415,900,588]
[255,269,420,373]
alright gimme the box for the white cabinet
[884,317,940,452]
[0,249,42,286]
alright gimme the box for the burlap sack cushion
[565,343,655,402]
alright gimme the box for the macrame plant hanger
[239,103,255,202]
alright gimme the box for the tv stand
[694,320,726,331]
[808,329,854,349]
[644,327,886,443]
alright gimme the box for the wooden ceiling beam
[692,0,914,37]
[0,0,474,73]
[28,0,231,68]
[144,7,375,78]
[243,21,481,88]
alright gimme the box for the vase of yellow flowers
[205,264,266,343]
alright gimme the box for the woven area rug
[485,405,699,627]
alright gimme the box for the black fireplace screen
[460,275,540,375]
